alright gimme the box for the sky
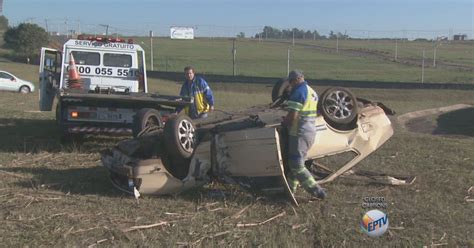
[3,0,473,38]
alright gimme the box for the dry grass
[0,55,473,246]
[1,75,473,246]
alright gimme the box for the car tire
[318,87,358,130]
[164,114,196,159]
[160,152,190,180]
[19,86,31,94]
[271,78,291,103]
[133,108,163,138]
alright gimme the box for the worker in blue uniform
[284,70,326,199]
[176,66,214,119]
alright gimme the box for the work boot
[311,185,327,200]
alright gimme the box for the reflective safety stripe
[290,166,319,192]
[300,110,317,116]
[69,126,132,134]
[288,175,299,192]
[289,84,318,135]
[287,100,303,111]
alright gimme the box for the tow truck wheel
[164,114,196,159]
[271,78,291,103]
[318,87,358,130]
[59,127,84,144]
[133,108,164,137]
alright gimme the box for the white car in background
[0,70,35,93]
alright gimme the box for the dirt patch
[399,104,474,138]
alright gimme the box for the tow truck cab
[40,37,147,111]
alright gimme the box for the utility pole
[433,42,439,67]
[65,18,68,38]
[232,38,237,76]
[44,19,49,33]
[336,34,339,53]
[421,49,425,83]
[100,24,109,37]
[150,30,154,71]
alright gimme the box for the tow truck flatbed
[60,89,193,108]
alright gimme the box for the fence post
[421,49,425,83]
[292,30,295,46]
[232,38,236,76]
[287,48,290,75]
[395,40,398,61]
[149,30,154,71]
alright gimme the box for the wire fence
[132,37,473,84]
[10,19,474,83]
[14,18,474,41]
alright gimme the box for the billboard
[170,26,194,40]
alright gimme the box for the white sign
[170,27,194,40]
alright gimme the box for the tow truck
[39,36,192,140]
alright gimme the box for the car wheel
[133,108,163,137]
[55,102,62,125]
[318,87,358,129]
[164,114,196,159]
[19,86,31,94]
[271,78,291,103]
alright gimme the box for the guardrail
[147,71,474,90]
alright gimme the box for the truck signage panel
[72,40,135,50]
[64,65,139,78]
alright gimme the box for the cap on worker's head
[288,69,304,81]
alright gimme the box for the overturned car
[101,82,395,205]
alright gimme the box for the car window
[0,72,14,80]
[70,51,100,66]
[103,53,132,68]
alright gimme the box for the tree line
[1,16,49,63]
[253,26,349,39]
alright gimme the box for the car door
[39,47,61,111]
[213,127,298,205]
[0,72,17,91]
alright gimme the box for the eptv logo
[360,210,389,237]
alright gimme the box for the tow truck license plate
[98,113,121,120]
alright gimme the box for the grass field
[300,39,474,66]
[0,60,473,246]
[131,37,473,84]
